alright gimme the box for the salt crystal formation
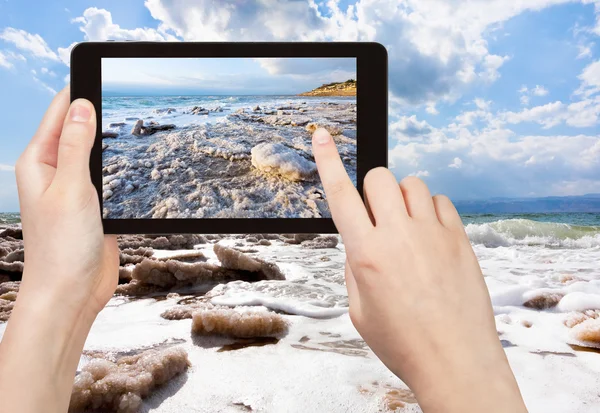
[101,101,356,219]
[117,234,207,250]
[116,246,284,296]
[564,309,600,348]
[251,143,317,182]
[0,280,19,321]
[213,244,285,281]
[191,308,288,338]
[0,226,24,279]
[69,347,190,413]
[522,291,565,310]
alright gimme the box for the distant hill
[299,79,357,96]
[454,194,600,214]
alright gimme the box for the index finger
[312,128,373,243]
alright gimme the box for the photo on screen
[100,57,357,219]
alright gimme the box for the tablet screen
[100,57,357,219]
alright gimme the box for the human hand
[311,128,527,413]
[15,87,118,319]
[0,87,118,413]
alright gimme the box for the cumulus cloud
[57,42,77,66]
[391,115,433,139]
[0,51,13,69]
[0,164,15,172]
[256,58,356,79]
[532,85,549,96]
[142,0,573,106]
[576,60,600,97]
[449,157,463,169]
[0,28,59,61]
[40,67,56,77]
[389,123,600,198]
[0,50,27,69]
[504,101,566,128]
[72,7,179,42]
[518,84,550,105]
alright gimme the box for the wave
[0,213,21,225]
[466,219,600,248]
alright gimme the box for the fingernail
[70,102,91,123]
[313,128,331,145]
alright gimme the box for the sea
[3,212,599,247]
[101,95,356,130]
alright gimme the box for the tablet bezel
[71,41,388,234]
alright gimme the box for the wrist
[405,345,527,413]
[5,284,97,374]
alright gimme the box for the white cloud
[474,98,491,111]
[576,59,600,97]
[0,49,26,69]
[389,118,600,198]
[143,0,578,107]
[577,43,594,59]
[532,85,549,96]
[509,98,599,128]
[64,73,70,84]
[409,170,430,177]
[449,157,463,169]
[0,164,15,172]
[40,67,56,77]
[390,115,433,140]
[72,7,178,42]
[57,42,77,66]
[426,104,439,115]
[0,51,13,69]
[504,101,566,128]
[32,76,57,95]
[518,84,549,105]
[0,28,59,61]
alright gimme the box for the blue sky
[102,57,356,95]
[0,0,599,211]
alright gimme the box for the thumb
[54,98,96,187]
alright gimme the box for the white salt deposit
[251,142,317,181]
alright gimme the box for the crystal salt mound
[251,143,317,182]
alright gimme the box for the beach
[1,214,600,412]
[101,95,357,219]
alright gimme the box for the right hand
[311,128,527,413]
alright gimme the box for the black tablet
[71,42,388,234]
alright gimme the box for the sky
[102,57,357,95]
[0,0,599,211]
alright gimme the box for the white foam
[558,292,600,312]
[466,219,600,249]
[211,292,348,319]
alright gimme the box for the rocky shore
[101,100,356,219]
[299,79,357,97]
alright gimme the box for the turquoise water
[461,212,600,227]
[3,212,598,228]
[0,213,20,225]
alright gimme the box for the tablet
[71,42,388,234]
